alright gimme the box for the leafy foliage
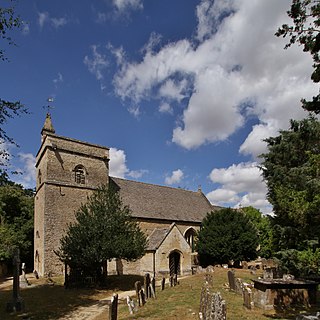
[0,171,34,263]
[0,0,21,61]
[241,206,274,258]
[196,208,259,266]
[56,185,147,277]
[276,0,320,113]
[275,247,320,277]
[260,116,320,251]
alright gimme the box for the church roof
[146,227,171,251]
[110,177,216,223]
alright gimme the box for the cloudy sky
[1,0,317,214]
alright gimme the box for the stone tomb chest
[252,278,318,310]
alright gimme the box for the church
[34,114,217,277]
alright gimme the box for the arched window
[184,228,196,252]
[74,165,86,184]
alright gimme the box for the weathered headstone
[108,293,118,320]
[263,267,274,280]
[140,289,146,306]
[227,269,236,291]
[161,277,165,290]
[210,292,226,320]
[20,263,30,287]
[6,248,25,312]
[150,277,156,298]
[234,277,243,295]
[126,296,135,314]
[243,287,253,309]
[135,281,142,306]
[144,273,151,299]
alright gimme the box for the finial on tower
[41,98,55,137]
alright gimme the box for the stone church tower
[34,114,109,276]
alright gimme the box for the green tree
[276,0,320,113]
[56,185,147,279]
[0,1,28,168]
[260,116,320,251]
[196,208,259,267]
[241,206,274,258]
[0,174,34,264]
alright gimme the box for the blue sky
[1,0,317,214]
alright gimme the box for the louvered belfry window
[75,165,86,184]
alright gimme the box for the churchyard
[1,267,319,319]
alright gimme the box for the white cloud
[128,105,140,118]
[159,102,173,114]
[38,12,49,29]
[113,0,143,12]
[109,148,128,178]
[51,17,67,29]
[109,147,147,179]
[159,79,188,102]
[111,0,316,153]
[38,12,68,29]
[12,153,36,189]
[165,169,184,185]
[96,12,107,24]
[207,162,272,214]
[53,72,63,85]
[128,169,148,179]
[84,45,109,81]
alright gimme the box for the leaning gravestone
[6,248,25,312]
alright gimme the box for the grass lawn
[0,268,319,319]
[116,268,320,320]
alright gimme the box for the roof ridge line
[110,176,198,193]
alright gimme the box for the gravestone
[140,289,146,306]
[20,263,30,287]
[6,248,25,312]
[210,292,226,320]
[144,273,151,299]
[199,282,227,320]
[161,277,165,290]
[227,269,236,291]
[126,296,135,314]
[150,277,156,298]
[243,287,253,309]
[108,293,118,320]
[263,267,274,280]
[234,277,243,294]
[135,281,142,306]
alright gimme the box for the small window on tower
[74,165,86,184]
[38,170,42,185]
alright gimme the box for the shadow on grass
[0,274,144,320]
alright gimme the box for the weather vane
[43,97,54,114]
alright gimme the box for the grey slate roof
[146,227,170,251]
[110,177,216,223]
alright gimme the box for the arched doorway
[169,251,181,275]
